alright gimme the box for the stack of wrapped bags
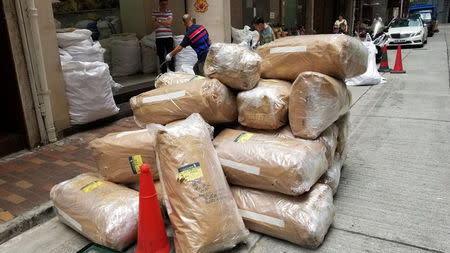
[50,34,367,252]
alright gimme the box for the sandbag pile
[54,36,363,251]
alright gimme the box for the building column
[187,0,231,43]
[305,0,314,34]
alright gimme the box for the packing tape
[55,207,83,232]
[239,209,285,228]
[270,46,307,54]
[219,158,260,175]
[142,90,186,104]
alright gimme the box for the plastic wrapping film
[149,114,249,253]
[154,72,203,88]
[89,129,158,183]
[231,183,335,248]
[50,173,139,251]
[289,71,351,139]
[213,128,328,196]
[231,26,259,49]
[56,29,92,48]
[130,78,237,127]
[237,79,291,130]
[61,61,119,125]
[346,41,382,86]
[335,112,350,161]
[318,154,344,195]
[204,43,262,90]
[174,35,197,74]
[258,34,368,80]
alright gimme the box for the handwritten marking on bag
[270,46,307,54]
[219,158,260,175]
[233,132,254,143]
[142,90,186,103]
[80,180,103,193]
[129,155,143,174]
[239,209,285,227]
[178,162,203,182]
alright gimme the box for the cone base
[378,68,391,72]
[390,70,406,74]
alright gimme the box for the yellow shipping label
[178,162,203,182]
[129,155,143,174]
[262,79,279,83]
[233,132,254,143]
[81,180,103,193]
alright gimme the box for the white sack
[140,33,158,74]
[110,34,141,77]
[59,49,73,63]
[57,29,93,48]
[345,41,382,86]
[231,26,259,49]
[174,35,197,74]
[61,61,119,125]
[64,41,105,62]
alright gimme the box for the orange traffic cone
[391,45,406,74]
[378,44,390,72]
[136,164,171,253]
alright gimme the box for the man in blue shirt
[165,14,211,76]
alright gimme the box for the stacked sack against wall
[56,29,121,125]
[51,35,367,251]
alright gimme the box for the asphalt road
[1,27,449,252]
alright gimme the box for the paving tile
[15,180,33,189]
[53,160,70,167]
[0,178,5,185]
[4,193,25,204]
[28,158,45,165]
[71,161,97,171]
[0,211,14,222]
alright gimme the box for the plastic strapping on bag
[142,90,186,104]
[219,158,260,175]
[270,46,307,53]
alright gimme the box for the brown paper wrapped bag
[289,72,351,139]
[237,79,291,130]
[50,173,138,251]
[155,71,201,88]
[231,183,335,248]
[89,129,158,183]
[204,43,261,90]
[213,128,328,195]
[151,113,248,253]
[258,34,368,80]
[130,78,237,126]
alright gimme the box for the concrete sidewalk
[1,27,449,252]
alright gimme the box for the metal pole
[400,0,404,18]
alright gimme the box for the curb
[0,201,55,245]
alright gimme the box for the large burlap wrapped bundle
[289,72,351,139]
[155,72,201,88]
[231,183,335,247]
[237,79,291,130]
[151,114,249,253]
[50,174,138,251]
[204,43,262,90]
[213,128,328,195]
[130,78,237,127]
[89,129,158,183]
[258,34,368,80]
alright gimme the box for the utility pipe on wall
[24,0,57,143]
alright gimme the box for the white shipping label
[142,90,186,104]
[219,158,260,175]
[239,209,285,228]
[270,46,307,54]
[55,207,82,232]
[116,129,148,138]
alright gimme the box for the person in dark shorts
[165,14,211,76]
[152,0,174,73]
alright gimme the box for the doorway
[0,1,28,157]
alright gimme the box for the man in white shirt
[152,0,174,73]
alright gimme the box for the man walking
[165,14,210,76]
[153,0,174,73]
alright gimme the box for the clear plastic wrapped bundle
[231,183,335,248]
[318,154,344,195]
[130,78,237,127]
[154,72,203,89]
[237,79,291,130]
[150,114,249,253]
[89,129,158,183]
[258,34,368,80]
[204,43,262,90]
[213,128,329,196]
[335,112,350,161]
[289,71,351,139]
[50,173,139,251]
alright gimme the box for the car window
[419,12,432,20]
[390,18,421,27]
